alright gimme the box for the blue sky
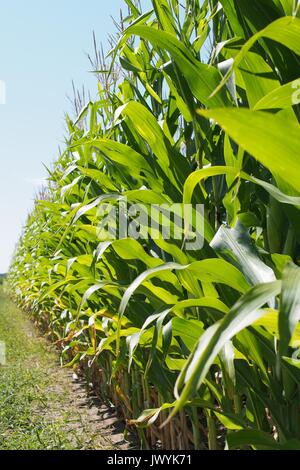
[0,0,149,273]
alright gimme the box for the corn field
[8,0,300,450]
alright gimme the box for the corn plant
[8,0,300,450]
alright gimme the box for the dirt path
[0,289,129,450]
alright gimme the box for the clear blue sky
[0,0,150,273]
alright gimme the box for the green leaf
[211,222,276,286]
[214,16,300,96]
[115,101,184,189]
[237,51,279,108]
[214,410,246,431]
[119,259,250,319]
[183,166,300,215]
[152,0,178,35]
[171,281,281,416]
[123,25,231,107]
[254,78,300,110]
[227,428,300,450]
[278,261,300,356]
[198,109,300,193]
[227,429,281,450]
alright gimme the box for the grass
[0,288,111,450]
